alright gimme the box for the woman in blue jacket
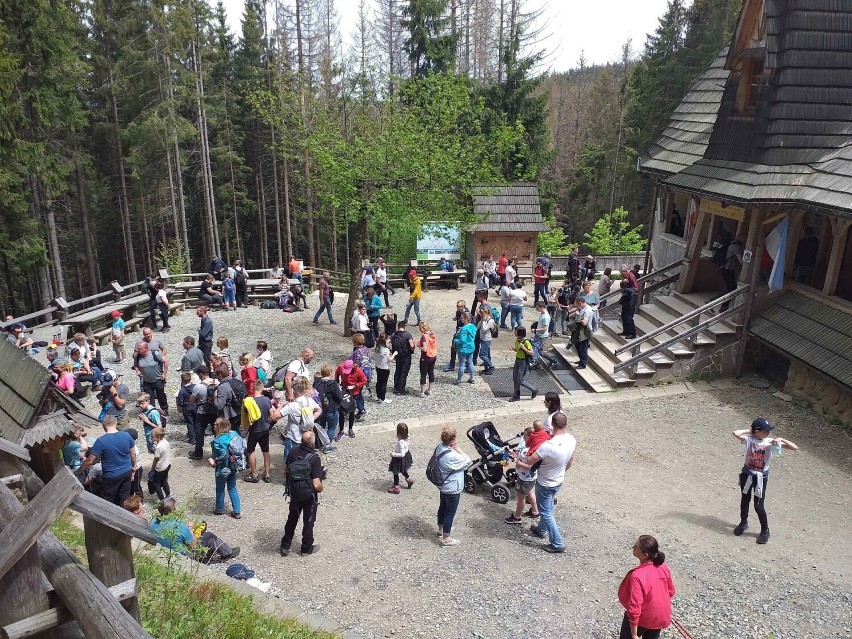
[434,427,472,547]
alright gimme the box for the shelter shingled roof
[640,0,852,217]
[750,293,852,391]
[471,183,550,233]
[0,338,91,447]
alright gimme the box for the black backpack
[712,240,730,268]
[391,331,411,357]
[233,268,247,286]
[221,377,248,411]
[286,452,317,502]
[426,445,452,486]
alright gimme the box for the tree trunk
[342,213,369,337]
[109,69,137,283]
[28,176,54,307]
[165,54,190,265]
[257,166,269,268]
[270,124,283,265]
[283,156,293,258]
[74,141,99,293]
[192,40,218,260]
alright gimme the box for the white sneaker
[441,537,460,547]
[382,398,392,404]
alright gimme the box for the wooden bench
[123,317,145,333]
[168,301,184,316]
[423,270,467,290]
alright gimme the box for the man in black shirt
[197,306,214,368]
[199,275,224,308]
[390,320,415,395]
[280,432,324,556]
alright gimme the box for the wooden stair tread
[548,347,617,393]
[609,317,695,358]
[592,331,675,368]
[638,304,717,346]
[653,295,737,336]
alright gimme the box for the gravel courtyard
[69,286,851,638]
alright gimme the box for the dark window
[745,59,764,112]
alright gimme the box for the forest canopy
[0,0,740,315]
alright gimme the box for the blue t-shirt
[150,518,194,554]
[90,431,134,478]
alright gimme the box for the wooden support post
[822,218,852,297]
[51,297,69,325]
[0,467,82,581]
[678,204,712,293]
[0,485,56,639]
[83,518,139,620]
[739,208,766,288]
[783,211,804,277]
[109,281,123,303]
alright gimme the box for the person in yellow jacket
[403,270,422,325]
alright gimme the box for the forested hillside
[0,0,740,315]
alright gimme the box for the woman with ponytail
[617,535,676,639]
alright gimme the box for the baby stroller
[463,421,521,504]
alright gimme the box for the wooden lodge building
[639,0,852,423]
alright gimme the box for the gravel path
[64,290,851,638]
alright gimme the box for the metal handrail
[613,285,750,357]
[613,306,742,374]
[598,258,685,305]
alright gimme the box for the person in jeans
[443,301,469,372]
[530,301,557,368]
[390,320,415,395]
[133,341,169,416]
[453,312,477,385]
[522,412,575,553]
[372,333,392,403]
[403,270,422,325]
[312,271,336,324]
[509,327,538,402]
[314,364,343,447]
[477,306,496,375]
[79,415,136,506]
[572,296,594,369]
[209,417,241,518]
[498,282,511,328]
[149,427,171,500]
[508,282,527,330]
[434,427,472,547]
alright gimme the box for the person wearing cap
[110,310,127,363]
[98,371,131,427]
[731,418,799,544]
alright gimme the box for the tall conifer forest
[0,0,740,314]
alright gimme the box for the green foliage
[401,0,458,77]
[157,239,190,281]
[583,207,646,254]
[537,213,571,256]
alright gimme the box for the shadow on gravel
[251,526,284,552]
[388,515,433,539]
[665,511,734,536]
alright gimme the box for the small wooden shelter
[467,183,549,275]
[0,338,99,482]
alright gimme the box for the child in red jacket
[334,359,366,440]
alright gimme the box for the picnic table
[423,269,467,290]
[58,294,148,337]
[172,278,299,295]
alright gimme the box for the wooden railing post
[84,517,139,620]
[51,297,70,324]
[110,281,123,303]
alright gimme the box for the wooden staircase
[548,290,740,393]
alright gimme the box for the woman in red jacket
[618,535,676,639]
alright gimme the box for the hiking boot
[505,514,522,524]
[406,478,415,488]
[733,521,749,536]
[756,530,770,545]
[482,367,494,375]
[280,545,291,557]
[542,544,565,554]
[387,485,401,494]
[508,396,520,402]
[334,432,344,442]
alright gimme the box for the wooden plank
[0,475,23,486]
[84,518,139,620]
[68,491,157,546]
[1,579,136,639]
[0,486,54,638]
[0,438,31,462]
[0,467,82,582]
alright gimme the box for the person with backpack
[390,320,415,395]
[314,364,344,448]
[509,326,538,402]
[136,393,163,454]
[280,431,324,556]
[255,341,274,379]
[572,296,595,369]
[281,377,323,459]
[232,259,249,308]
[283,348,314,402]
[477,306,496,375]
[430,427,472,547]
[333,360,366,439]
[213,364,246,431]
[453,312,477,386]
[208,417,242,518]
[242,379,281,483]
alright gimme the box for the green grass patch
[50,513,336,639]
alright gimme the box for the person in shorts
[244,380,280,483]
[505,423,541,523]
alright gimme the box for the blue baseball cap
[225,564,255,580]
[751,417,775,432]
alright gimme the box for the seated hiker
[199,274,224,307]
[150,497,240,564]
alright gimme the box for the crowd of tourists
[2,249,800,638]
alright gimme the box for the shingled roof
[0,338,95,447]
[750,293,852,391]
[640,0,852,217]
[471,183,550,233]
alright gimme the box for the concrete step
[603,318,695,360]
[550,341,636,388]
[592,330,675,372]
[654,295,737,337]
[548,347,617,393]
[638,303,717,347]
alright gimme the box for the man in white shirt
[524,412,575,553]
[283,347,315,402]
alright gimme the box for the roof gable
[0,338,50,444]
[726,0,767,70]
[471,183,550,233]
